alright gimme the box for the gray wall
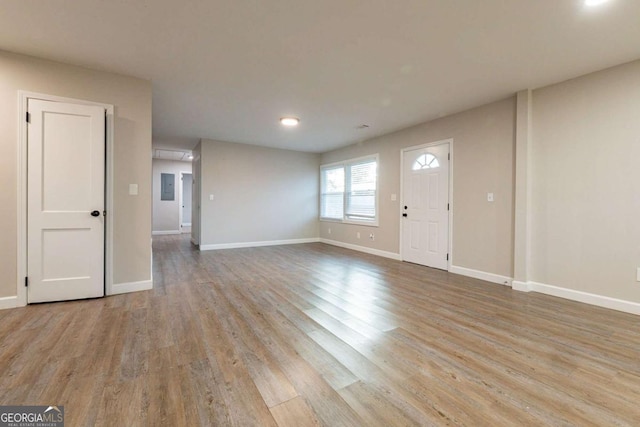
[152,158,192,233]
[531,59,640,303]
[198,139,320,246]
[321,97,516,278]
[321,58,640,307]
[5,50,636,309]
[0,50,152,298]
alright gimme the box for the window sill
[320,218,379,228]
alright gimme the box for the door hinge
[448,153,450,160]
[446,254,449,261]
[103,210,107,217]
[26,112,30,123]
[25,276,29,287]
[447,203,450,211]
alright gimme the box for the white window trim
[320,153,379,227]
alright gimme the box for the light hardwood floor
[1,235,639,426]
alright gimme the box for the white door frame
[399,138,454,270]
[17,91,115,306]
[179,171,192,230]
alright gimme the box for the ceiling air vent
[153,149,193,162]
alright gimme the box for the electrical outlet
[369,233,375,240]
[637,268,640,282]
[356,232,360,239]
[328,228,331,235]
[487,192,494,202]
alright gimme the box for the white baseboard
[3,279,155,308]
[319,238,402,261]
[514,281,640,316]
[109,279,153,296]
[200,238,320,251]
[511,280,529,292]
[152,230,181,236]
[0,296,19,310]
[449,265,512,286]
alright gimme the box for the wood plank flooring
[1,234,640,426]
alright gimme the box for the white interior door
[401,143,450,270]
[181,173,192,227]
[27,99,106,303]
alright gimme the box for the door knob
[91,210,100,217]
[402,213,408,217]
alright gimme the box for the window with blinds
[320,155,378,224]
[345,160,377,220]
[320,166,344,220]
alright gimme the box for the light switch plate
[637,268,640,282]
[391,194,397,201]
[487,192,494,202]
[129,184,138,195]
[209,194,214,201]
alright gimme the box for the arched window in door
[412,153,440,170]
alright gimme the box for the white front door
[27,99,106,303]
[401,142,450,270]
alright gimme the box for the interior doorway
[180,172,193,233]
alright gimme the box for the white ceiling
[2,0,639,153]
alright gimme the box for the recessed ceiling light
[585,0,610,6]
[280,117,300,127]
